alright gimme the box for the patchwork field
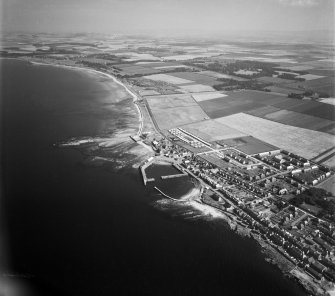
[215,113,335,159]
[179,120,247,142]
[143,73,193,85]
[218,136,279,155]
[179,84,215,93]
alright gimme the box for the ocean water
[1,59,307,295]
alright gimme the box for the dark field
[197,90,335,126]
[247,109,335,134]
[167,71,220,86]
[217,136,279,155]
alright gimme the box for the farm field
[145,94,208,130]
[256,76,294,84]
[191,92,227,102]
[180,119,247,142]
[214,113,335,159]
[296,74,324,80]
[115,65,161,76]
[179,84,215,92]
[247,106,281,117]
[143,73,193,85]
[138,89,160,96]
[264,85,305,95]
[167,72,220,86]
[249,109,335,134]
[319,98,335,105]
[316,175,335,195]
[145,94,196,109]
[199,99,263,118]
[199,70,248,81]
[217,136,279,155]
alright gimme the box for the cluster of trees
[86,53,119,60]
[191,60,278,78]
[278,73,305,81]
[290,188,335,220]
[213,78,270,91]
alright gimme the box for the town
[139,126,335,292]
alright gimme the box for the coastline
[28,60,144,138]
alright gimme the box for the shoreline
[26,59,144,139]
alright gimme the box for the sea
[1,58,307,295]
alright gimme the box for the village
[139,127,335,290]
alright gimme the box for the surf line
[154,186,185,202]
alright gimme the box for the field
[167,72,220,86]
[150,106,208,130]
[264,85,305,95]
[143,73,193,85]
[199,70,248,81]
[316,175,335,195]
[191,92,227,102]
[214,113,335,159]
[296,74,324,80]
[138,89,160,96]
[115,65,161,76]
[145,94,196,108]
[199,98,263,118]
[256,76,294,84]
[179,119,247,142]
[319,98,335,105]
[218,136,279,155]
[249,109,335,134]
[179,84,215,92]
[145,94,208,130]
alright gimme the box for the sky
[1,0,334,38]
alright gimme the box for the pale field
[154,65,191,69]
[139,89,160,96]
[162,53,220,61]
[151,106,209,130]
[191,92,227,102]
[143,73,194,85]
[180,119,247,142]
[277,65,314,71]
[215,113,335,159]
[296,74,324,80]
[322,155,335,168]
[319,98,335,105]
[146,94,196,109]
[179,84,215,93]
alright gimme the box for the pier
[154,186,184,202]
[161,173,188,179]
[140,157,155,185]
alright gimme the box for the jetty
[154,186,184,202]
[161,173,188,179]
[140,157,155,185]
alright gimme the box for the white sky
[1,0,334,38]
